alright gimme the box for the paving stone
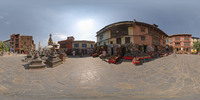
[0,54,200,100]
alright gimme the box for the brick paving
[0,54,200,100]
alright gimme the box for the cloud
[4,21,10,24]
[53,33,68,40]
[0,15,4,19]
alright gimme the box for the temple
[48,34,53,46]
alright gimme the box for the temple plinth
[29,52,45,69]
[24,51,33,62]
[46,48,62,67]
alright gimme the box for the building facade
[58,36,75,55]
[168,34,191,52]
[58,36,95,55]
[10,34,35,54]
[97,31,109,46]
[72,40,95,55]
[96,20,168,56]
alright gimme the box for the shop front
[107,44,119,56]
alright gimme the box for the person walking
[174,49,177,58]
[72,50,75,56]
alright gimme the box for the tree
[0,41,9,52]
[192,41,200,53]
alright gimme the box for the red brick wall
[66,44,72,48]
[133,25,148,35]
[133,25,152,45]
[133,35,152,45]
[58,40,73,49]
[133,24,167,47]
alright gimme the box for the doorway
[121,47,126,57]
[144,45,147,53]
[111,48,114,55]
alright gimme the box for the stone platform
[46,52,62,68]
[28,52,45,69]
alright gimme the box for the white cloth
[103,51,106,56]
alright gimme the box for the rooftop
[169,34,192,37]
[96,20,168,37]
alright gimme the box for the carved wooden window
[116,38,121,44]
[125,37,130,44]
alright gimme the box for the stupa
[46,47,62,68]
[29,52,46,69]
[24,51,33,62]
[40,50,47,62]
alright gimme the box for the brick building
[58,36,95,55]
[58,36,74,55]
[168,34,191,52]
[96,20,168,56]
[10,34,35,54]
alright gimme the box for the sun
[78,19,94,31]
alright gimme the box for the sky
[0,0,200,48]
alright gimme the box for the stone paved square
[0,54,200,100]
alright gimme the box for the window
[110,41,113,44]
[125,37,130,44]
[104,42,106,45]
[141,36,146,41]
[82,44,87,47]
[184,37,190,41]
[175,42,180,46]
[16,39,19,43]
[24,42,26,45]
[61,43,66,48]
[91,44,93,48]
[141,27,145,32]
[110,25,128,38]
[100,35,103,41]
[116,38,121,44]
[74,43,79,47]
[15,44,19,48]
[184,42,190,46]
